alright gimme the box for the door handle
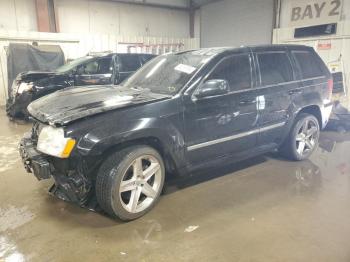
[288,89,303,95]
[239,99,256,105]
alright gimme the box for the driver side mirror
[195,79,229,99]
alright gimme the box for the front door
[75,57,113,86]
[184,53,259,164]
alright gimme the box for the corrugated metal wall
[0,31,199,105]
[54,0,191,38]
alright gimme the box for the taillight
[327,78,333,99]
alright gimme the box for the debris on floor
[184,225,199,233]
[326,101,350,132]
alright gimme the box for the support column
[189,0,195,38]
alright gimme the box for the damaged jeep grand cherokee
[20,45,333,221]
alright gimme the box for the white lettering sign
[289,0,343,27]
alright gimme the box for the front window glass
[207,54,252,92]
[76,57,113,75]
[55,56,93,73]
[122,52,214,95]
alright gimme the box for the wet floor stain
[0,235,30,262]
[0,109,350,261]
[0,135,21,173]
[0,205,35,232]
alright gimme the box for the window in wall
[207,54,252,92]
[257,52,293,86]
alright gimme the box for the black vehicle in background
[20,45,333,221]
[6,52,156,118]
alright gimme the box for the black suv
[6,52,156,118]
[20,45,333,221]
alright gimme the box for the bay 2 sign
[290,0,343,27]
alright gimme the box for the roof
[87,52,157,57]
[174,44,313,56]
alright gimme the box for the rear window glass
[292,51,324,79]
[257,52,293,86]
[118,55,141,72]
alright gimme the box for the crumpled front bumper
[19,134,94,206]
[19,134,51,180]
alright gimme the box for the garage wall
[279,0,350,28]
[0,0,192,38]
[200,0,275,47]
[0,0,37,31]
[274,0,350,109]
[55,0,190,38]
[0,0,200,106]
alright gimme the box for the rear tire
[95,145,165,221]
[280,113,320,161]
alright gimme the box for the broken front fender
[6,91,33,118]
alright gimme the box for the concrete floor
[1,110,350,262]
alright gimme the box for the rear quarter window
[292,51,325,79]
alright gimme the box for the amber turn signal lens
[61,139,76,158]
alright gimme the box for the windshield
[122,52,214,95]
[55,56,94,73]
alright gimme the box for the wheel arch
[296,105,322,128]
[100,136,180,176]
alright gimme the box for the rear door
[254,49,299,146]
[184,52,259,163]
[75,56,113,85]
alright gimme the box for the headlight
[37,126,76,158]
[17,82,33,94]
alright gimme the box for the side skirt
[184,143,278,175]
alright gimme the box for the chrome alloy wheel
[119,155,162,213]
[295,118,318,157]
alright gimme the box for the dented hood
[17,71,63,82]
[27,85,170,126]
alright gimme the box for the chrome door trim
[187,122,286,151]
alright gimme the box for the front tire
[280,113,320,161]
[96,146,165,221]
